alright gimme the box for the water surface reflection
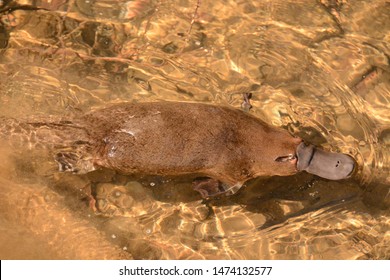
[0,0,389,259]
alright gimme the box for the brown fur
[1,102,302,196]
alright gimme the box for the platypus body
[1,102,355,197]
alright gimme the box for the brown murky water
[0,0,389,259]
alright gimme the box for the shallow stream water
[0,0,389,259]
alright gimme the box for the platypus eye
[275,154,296,162]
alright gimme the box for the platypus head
[251,132,355,180]
[295,142,355,180]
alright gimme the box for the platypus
[0,102,355,197]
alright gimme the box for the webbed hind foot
[56,152,79,172]
[55,152,95,174]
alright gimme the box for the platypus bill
[0,102,356,198]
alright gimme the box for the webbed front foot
[192,177,243,199]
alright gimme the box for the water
[0,0,389,259]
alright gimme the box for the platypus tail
[0,116,90,150]
[0,116,96,174]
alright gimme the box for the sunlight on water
[0,0,389,259]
